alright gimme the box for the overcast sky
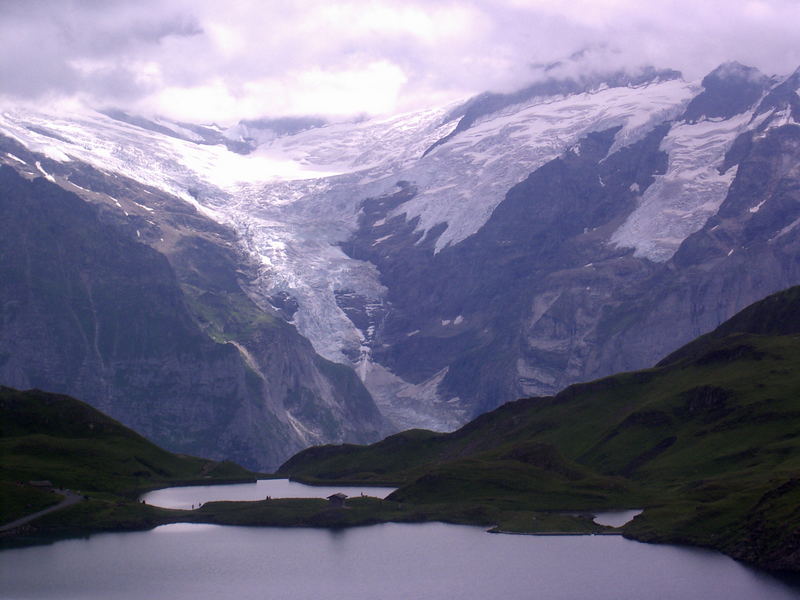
[1,0,799,124]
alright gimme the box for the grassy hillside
[280,332,800,498]
[0,386,255,527]
[279,286,800,571]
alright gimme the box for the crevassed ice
[0,81,706,421]
[611,111,755,262]
[225,80,696,364]
[0,103,459,366]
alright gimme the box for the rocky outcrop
[681,61,771,123]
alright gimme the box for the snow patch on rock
[360,363,465,430]
[34,161,54,182]
[611,111,755,262]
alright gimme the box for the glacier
[2,71,783,430]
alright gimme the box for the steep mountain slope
[0,386,255,494]
[0,164,385,470]
[0,385,258,535]
[280,286,800,483]
[1,61,799,433]
[279,286,800,572]
[339,63,800,420]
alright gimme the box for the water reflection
[591,509,643,527]
[1,522,798,600]
[152,523,219,534]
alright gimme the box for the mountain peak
[704,61,768,85]
[681,62,770,123]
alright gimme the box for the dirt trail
[0,489,84,532]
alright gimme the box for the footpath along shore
[0,489,84,534]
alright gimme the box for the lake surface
[591,509,643,527]
[140,479,397,509]
[2,522,799,600]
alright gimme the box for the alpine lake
[1,479,799,600]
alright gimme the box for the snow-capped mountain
[1,61,799,438]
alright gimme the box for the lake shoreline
[490,529,623,536]
[3,479,798,577]
[2,498,798,577]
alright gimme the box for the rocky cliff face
[585,121,800,382]
[0,161,386,470]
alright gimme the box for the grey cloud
[0,0,201,100]
[1,0,799,120]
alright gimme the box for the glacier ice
[0,75,759,430]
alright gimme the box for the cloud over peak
[2,0,798,123]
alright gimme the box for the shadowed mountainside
[0,164,386,470]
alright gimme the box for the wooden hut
[327,492,347,508]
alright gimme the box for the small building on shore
[28,480,53,488]
[327,493,347,508]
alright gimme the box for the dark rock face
[267,291,300,321]
[0,164,386,470]
[681,62,771,123]
[755,68,800,122]
[0,166,268,462]
[344,125,672,415]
